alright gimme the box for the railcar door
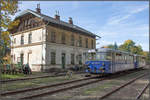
[112,52,115,73]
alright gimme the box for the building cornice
[11,41,92,50]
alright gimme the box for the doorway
[61,53,66,69]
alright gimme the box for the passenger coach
[85,48,145,74]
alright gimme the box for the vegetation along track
[0,72,84,83]
[0,68,147,99]
[17,69,146,99]
[1,68,144,96]
[99,73,149,100]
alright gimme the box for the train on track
[85,48,146,74]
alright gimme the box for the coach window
[106,52,112,60]
[51,52,56,65]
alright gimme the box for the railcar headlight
[99,67,103,70]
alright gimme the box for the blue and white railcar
[85,48,144,74]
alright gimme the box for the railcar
[85,48,145,74]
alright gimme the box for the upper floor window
[85,38,88,48]
[79,36,82,47]
[21,35,24,45]
[91,39,94,49]
[51,31,56,43]
[71,34,74,46]
[61,33,66,44]
[28,33,32,44]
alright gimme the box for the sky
[14,1,149,51]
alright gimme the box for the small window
[21,35,24,45]
[51,52,56,65]
[61,33,66,44]
[91,40,94,49]
[71,54,75,65]
[85,38,88,48]
[28,33,32,44]
[79,36,82,47]
[78,54,82,64]
[70,34,74,46]
[20,53,24,64]
[51,31,56,43]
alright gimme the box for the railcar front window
[88,52,111,61]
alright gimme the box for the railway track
[136,83,149,100]
[1,68,147,99]
[99,73,149,100]
[0,71,85,83]
[0,68,145,99]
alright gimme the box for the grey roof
[16,9,98,37]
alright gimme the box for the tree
[102,42,118,50]
[142,51,150,64]
[0,0,19,63]
[119,40,135,52]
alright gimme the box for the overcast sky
[15,1,149,51]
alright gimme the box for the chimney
[36,4,41,13]
[69,17,73,24]
[55,11,60,20]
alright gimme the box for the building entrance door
[27,53,32,68]
[61,53,66,69]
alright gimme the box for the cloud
[107,4,149,25]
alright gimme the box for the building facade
[10,7,97,72]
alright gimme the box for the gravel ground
[1,68,149,100]
[103,75,149,100]
[1,73,86,92]
[29,68,149,100]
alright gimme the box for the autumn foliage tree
[0,0,20,63]
[118,40,143,55]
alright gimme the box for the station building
[10,6,98,72]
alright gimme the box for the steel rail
[19,71,142,99]
[1,68,144,97]
[0,72,85,83]
[136,83,149,100]
[1,76,97,96]
[99,73,148,100]
[20,78,106,99]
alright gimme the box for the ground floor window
[51,52,56,65]
[79,54,82,65]
[20,53,24,64]
[71,54,75,65]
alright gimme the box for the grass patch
[1,74,27,79]
[1,81,39,91]
[1,76,77,91]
